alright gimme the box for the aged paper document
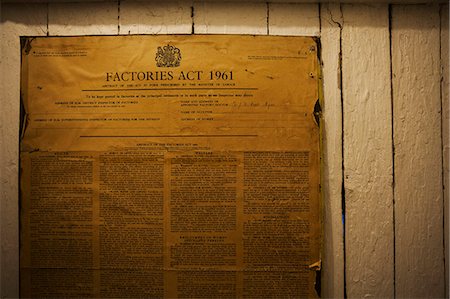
[20,35,321,298]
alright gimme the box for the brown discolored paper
[20,35,322,298]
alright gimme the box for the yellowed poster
[20,35,321,298]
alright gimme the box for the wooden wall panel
[193,2,267,34]
[120,1,192,34]
[0,4,48,297]
[441,4,449,298]
[319,3,345,298]
[391,4,444,298]
[48,2,118,35]
[268,3,320,36]
[341,4,394,298]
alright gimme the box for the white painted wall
[392,5,444,297]
[1,1,448,298]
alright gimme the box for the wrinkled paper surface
[20,35,321,298]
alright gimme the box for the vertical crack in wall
[266,2,270,35]
[46,3,49,36]
[191,6,195,34]
[117,0,121,35]
[337,6,346,299]
[318,3,322,36]
[337,7,345,299]
[438,4,447,297]
[388,5,396,298]
[315,7,322,295]
[18,36,26,299]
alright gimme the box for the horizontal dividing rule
[82,87,259,92]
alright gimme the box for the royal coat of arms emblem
[155,44,181,67]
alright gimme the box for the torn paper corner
[308,260,322,271]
